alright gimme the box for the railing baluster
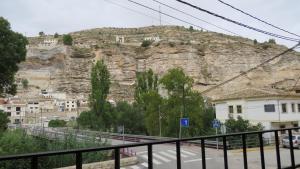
[274,131,281,169]
[259,133,265,169]
[76,152,82,169]
[31,156,38,169]
[176,140,181,169]
[115,148,120,169]
[242,134,248,169]
[223,136,228,169]
[288,129,295,168]
[148,144,153,169]
[201,138,206,169]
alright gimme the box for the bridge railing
[0,127,299,169]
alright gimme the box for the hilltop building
[213,88,300,135]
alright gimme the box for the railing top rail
[1,127,299,161]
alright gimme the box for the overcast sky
[1,0,299,49]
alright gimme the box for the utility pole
[159,105,162,137]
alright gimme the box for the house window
[298,104,300,113]
[228,105,234,114]
[7,107,11,110]
[237,105,242,114]
[281,103,287,113]
[15,119,20,124]
[16,107,21,111]
[16,112,20,115]
[6,112,11,116]
[264,104,275,112]
[291,103,295,113]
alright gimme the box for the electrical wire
[217,0,300,38]
[201,42,300,94]
[103,0,172,25]
[176,0,300,42]
[152,0,240,36]
[128,0,208,31]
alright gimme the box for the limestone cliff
[17,26,300,101]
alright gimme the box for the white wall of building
[215,98,300,131]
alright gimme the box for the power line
[201,42,300,94]
[103,0,171,25]
[128,0,208,31]
[176,0,300,42]
[153,0,240,36]
[217,0,300,38]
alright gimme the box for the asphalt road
[117,143,300,169]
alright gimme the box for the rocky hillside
[17,26,300,101]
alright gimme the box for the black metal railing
[0,127,300,169]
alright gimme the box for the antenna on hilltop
[159,5,162,26]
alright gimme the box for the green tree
[89,60,110,117]
[113,101,146,134]
[21,79,28,89]
[189,26,194,32]
[77,111,101,130]
[48,119,67,127]
[39,31,44,36]
[0,17,28,96]
[54,32,59,38]
[225,116,263,133]
[135,69,158,104]
[141,40,152,47]
[160,68,212,137]
[63,34,73,45]
[0,111,10,132]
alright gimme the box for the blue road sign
[212,119,221,128]
[180,118,189,127]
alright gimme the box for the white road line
[184,158,212,163]
[167,150,188,157]
[141,155,162,165]
[159,151,176,159]
[136,151,148,155]
[130,165,140,169]
[181,150,197,156]
[153,153,171,162]
[141,162,148,167]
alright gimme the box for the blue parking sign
[212,119,221,128]
[180,118,189,127]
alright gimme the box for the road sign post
[179,118,189,139]
[212,119,221,150]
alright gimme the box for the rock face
[18,26,300,101]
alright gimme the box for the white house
[116,35,125,43]
[1,101,26,124]
[213,88,300,136]
[65,99,78,112]
[144,36,160,42]
[27,100,40,113]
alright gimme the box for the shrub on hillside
[141,40,152,47]
[48,119,67,127]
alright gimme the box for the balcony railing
[0,127,299,169]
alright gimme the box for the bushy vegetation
[141,40,152,47]
[21,79,29,89]
[0,130,109,169]
[48,119,67,127]
[63,34,73,46]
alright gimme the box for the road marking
[184,158,212,163]
[130,165,140,169]
[181,150,197,156]
[153,153,171,162]
[141,155,162,165]
[136,151,148,155]
[159,151,176,159]
[167,150,188,157]
[141,162,148,167]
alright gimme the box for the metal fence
[0,127,299,169]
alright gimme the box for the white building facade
[214,88,300,136]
